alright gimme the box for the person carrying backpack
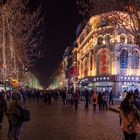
[6,91,25,139]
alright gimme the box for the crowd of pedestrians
[0,88,140,140]
[0,90,29,140]
[55,89,115,112]
[5,89,114,113]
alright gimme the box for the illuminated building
[62,47,74,92]
[74,11,140,97]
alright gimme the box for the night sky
[35,0,81,87]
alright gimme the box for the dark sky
[35,0,81,87]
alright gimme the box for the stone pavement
[0,99,140,140]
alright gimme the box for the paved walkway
[0,99,140,140]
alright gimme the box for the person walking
[119,92,140,140]
[43,92,48,104]
[6,91,24,140]
[0,93,7,131]
[48,91,52,105]
[92,91,98,112]
[109,91,114,105]
[73,90,79,110]
[102,92,108,111]
[70,93,73,106]
[98,92,103,111]
[66,93,71,105]
[61,91,66,105]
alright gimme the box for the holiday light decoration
[0,1,46,88]
[1,0,46,67]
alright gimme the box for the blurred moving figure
[7,91,24,140]
[119,92,140,140]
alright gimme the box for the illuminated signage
[117,76,140,82]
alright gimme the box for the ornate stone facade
[74,12,140,97]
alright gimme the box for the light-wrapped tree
[2,0,46,67]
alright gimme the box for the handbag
[20,108,31,122]
[127,117,140,134]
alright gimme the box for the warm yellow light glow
[60,82,63,86]
[75,11,139,86]
[11,79,19,87]
[112,67,115,75]
[138,69,140,75]
[127,69,132,75]
[116,36,120,42]
[110,38,114,43]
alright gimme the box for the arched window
[120,49,128,68]
[120,34,126,43]
[131,50,139,69]
[97,36,103,45]
[127,35,133,44]
[105,34,111,44]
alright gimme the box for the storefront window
[127,35,133,44]
[131,50,139,69]
[105,34,111,44]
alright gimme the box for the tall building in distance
[71,11,140,97]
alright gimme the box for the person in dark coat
[109,91,114,105]
[61,91,66,105]
[73,90,79,110]
[98,92,103,111]
[7,91,24,139]
[102,92,108,111]
[0,93,7,130]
